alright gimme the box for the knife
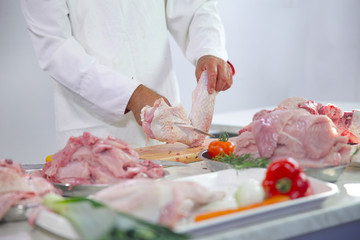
[193,128,215,138]
[22,163,45,170]
[176,123,215,138]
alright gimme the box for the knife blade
[176,123,215,138]
[22,163,45,170]
[140,159,189,167]
[193,128,215,138]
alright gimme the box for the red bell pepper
[262,158,312,199]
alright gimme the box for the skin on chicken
[92,178,225,228]
[141,71,216,147]
[233,98,355,168]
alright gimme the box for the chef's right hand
[196,55,234,94]
[126,84,171,126]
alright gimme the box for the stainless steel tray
[53,170,170,197]
[53,183,109,197]
[2,203,39,222]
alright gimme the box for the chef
[21,0,234,148]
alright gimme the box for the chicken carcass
[0,159,57,220]
[92,178,224,228]
[41,132,165,188]
[233,97,355,168]
[141,71,216,147]
[278,97,360,144]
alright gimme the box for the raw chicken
[0,159,56,220]
[141,71,216,147]
[232,97,356,168]
[41,132,165,187]
[141,98,194,145]
[279,97,360,143]
[92,178,224,228]
[347,110,360,142]
[189,70,217,146]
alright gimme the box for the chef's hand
[126,84,171,126]
[195,55,234,94]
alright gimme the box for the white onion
[235,178,265,207]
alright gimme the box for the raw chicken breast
[92,178,224,228]
[141,71,216,147]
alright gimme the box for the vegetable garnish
[213,153,270,169]
[45,155,53,162]
[208,132,235,159]
[43,194,189,240]
[262,158,312,200]
[235,179,265,207]
[194,195,290,222]
[352,145,360,157]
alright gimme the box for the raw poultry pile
[91,178,225,228]
[0,158,57,220]
[141,71,216,147]
[40,132,165,187]
[231,97,359,168]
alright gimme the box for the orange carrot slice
[195,195,290,222]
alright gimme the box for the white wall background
[1,0,360,164]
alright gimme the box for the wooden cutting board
[135,138,213,163]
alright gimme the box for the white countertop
[2,101,360,239]
[1,161,360,240]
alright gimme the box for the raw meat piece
[0,159,56,220]
[141,71,216,147]
[278,97,359,143]
[233,98,356,168]
[41,132,165,187]
[141,98,194,145]
[347,110,360,140]
[92,178,224,228]
[188,70,217,147]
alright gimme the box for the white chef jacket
[21,0,228,149]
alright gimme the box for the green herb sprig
[213,153,270,169]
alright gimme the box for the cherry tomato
[208,132,235,159]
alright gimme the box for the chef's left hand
[195,55,234,94]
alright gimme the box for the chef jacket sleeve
[166,0,228,65]
[21,0,140,123]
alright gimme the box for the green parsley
[213,153,270,169]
